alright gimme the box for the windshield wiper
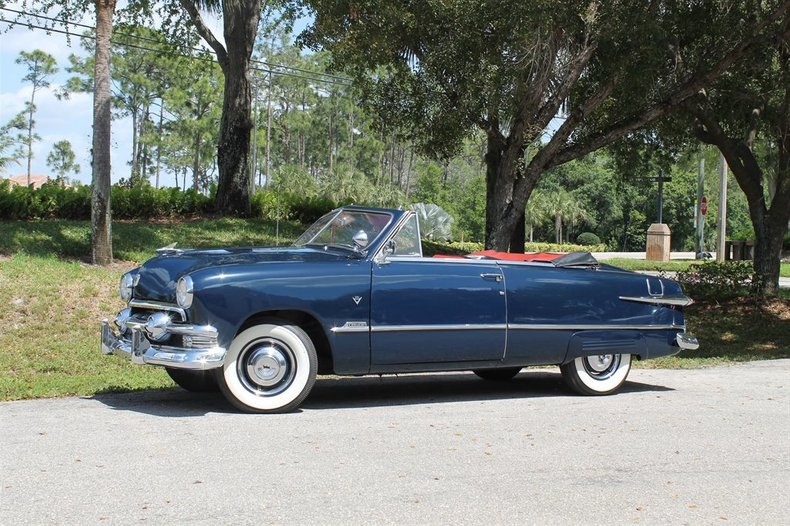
[304,243,365,258]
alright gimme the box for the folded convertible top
[434,250,599,267]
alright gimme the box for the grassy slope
[0,218,787,400]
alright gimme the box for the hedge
[0,181,342,222]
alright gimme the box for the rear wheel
[560,354,632,395]
[217,320,317,413]
[473,367,522,381]
[165,368,218,392]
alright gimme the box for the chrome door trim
[363,323,684,333]
[508,323,685,331]
[371,324,508,332]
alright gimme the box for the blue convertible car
[101,206,698,413]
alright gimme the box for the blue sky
[1,12,111,186]
[0,3,228,187]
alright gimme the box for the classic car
[101,205,698,413]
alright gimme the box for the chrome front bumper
[101,319,226,370]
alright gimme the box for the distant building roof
[6,174,54,189]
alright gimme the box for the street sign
[701,196,708,215]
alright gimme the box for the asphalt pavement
[2,361,789,525]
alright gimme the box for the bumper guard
[101,319,226,370]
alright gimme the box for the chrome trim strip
[331,322,370,334]
[371,324,508,332]
[167,324,218,337]
[365,323,684,332]
[129,299,187,321]
[378,256,500,265]
[619,295,694,307]
[509,323,685,331]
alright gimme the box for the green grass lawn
[0,218,788,400]
[0,217,303,263]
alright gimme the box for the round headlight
[176,275,194,309]
[120,273,134,303]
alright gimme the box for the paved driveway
[2,361,789,525]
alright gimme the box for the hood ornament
[156,242,183,256]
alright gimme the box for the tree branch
[179,0,229,71]
[548,1,790,168]
[685,96,766,209]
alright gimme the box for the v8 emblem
[352,296,362,305]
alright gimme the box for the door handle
[480,273,502,283]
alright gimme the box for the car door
[370,258,506,365]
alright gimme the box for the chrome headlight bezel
[176,275,194,309]
[119,273,134,303]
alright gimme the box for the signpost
[701,196,708,216]
[645,170,672,224]
[645,170,672,262]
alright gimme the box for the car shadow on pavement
[303,370,673,410]
[90,370,673,416]
[90,389,235,417]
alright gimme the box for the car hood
[132,246,355,303]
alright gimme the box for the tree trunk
[91,0,115,265]
[130,109,139,182]
[155,100,163,189]
[26,92,35,185]
[212,0,262,216]
[483,128,536,251]
[509,213,526,253]
[555,214,562,244]
[193,131,201,192]
[687,97,789,296]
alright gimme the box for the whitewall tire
[217,320,317,413]
[560,354,632,395]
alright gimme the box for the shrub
[576,232,602,246]
[676,261,755,301]
[251,190,292,221]
[0,182,212,220]
[286,194,339,224]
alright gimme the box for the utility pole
[266,69,273,187]
[716,153,728,262]
[695,157,705,256]
[251,77,259,192]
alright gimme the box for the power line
[0,7,353,86]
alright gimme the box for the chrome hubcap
[246,346,288,387]
[582,354,620,380]
[238,339,296,396]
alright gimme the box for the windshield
[293,209,393,252]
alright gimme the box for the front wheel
[560,354,632,395]
[217,320,317,413]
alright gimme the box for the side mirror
[352,229,369,250]
[381,239,396,259]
